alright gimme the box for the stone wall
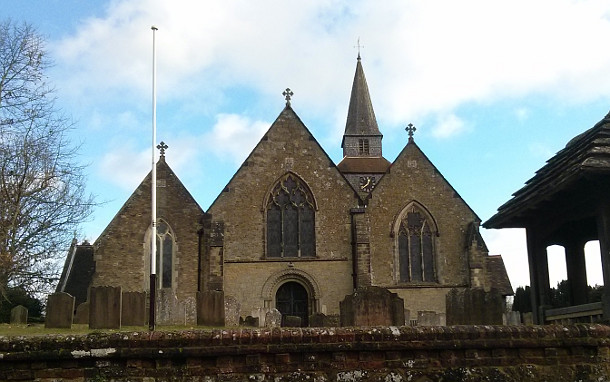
[1,325,609,381]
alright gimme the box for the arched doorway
[275,281,308,326]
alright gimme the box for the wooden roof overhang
[484,114,610,244]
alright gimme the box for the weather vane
[354,37,364,59]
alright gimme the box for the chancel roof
[485,111,610,229]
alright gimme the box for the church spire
[341,55,382,155]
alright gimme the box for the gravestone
[241,316,259,327]
[446,288,504,325]
[283,315,302,327]
[122,291,146,326]
[197,290,225,326]
[265,309,282,327]
[224,295,240,326]
[10,305,28,324]
[89,286,121,329]
[417,311,441,326]
[45,292,75,329]
[309,312,327,327]
[504,311,521,325]
[73,302,89,324]
[156,289,195,325]
[340,286,405,326]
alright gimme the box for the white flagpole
[149,25,158,331]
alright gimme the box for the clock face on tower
[359,176,375,192]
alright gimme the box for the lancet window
[397,205,436,282]
[266,174,316,258]
[155,221,174,288]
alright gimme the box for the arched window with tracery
[266,173,316,258]
[144,220,175,290]
[396,204,436,283]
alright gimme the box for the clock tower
[337,54,391,199]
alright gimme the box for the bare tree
[0,20,94,298]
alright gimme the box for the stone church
[58,56,512,326]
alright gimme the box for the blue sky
[5,0,610,289]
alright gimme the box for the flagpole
[149,25,158,331]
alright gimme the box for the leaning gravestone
[89,286,121,329]
[10,305,28,324]
[45,292,75,329]
[122,291,146,326]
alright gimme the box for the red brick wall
[2,325,609,381]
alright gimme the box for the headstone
[283,315,302,327]
[242,316,259,327]
[45,292,75,329]
[89,286,121,329]
[339,286,405,326]
[265,309,282,327]
[197,290,225,326]
[10,305,28,324]
[73,302,89,324]
[250,307,267,327]
[417,311,441,326]
[504,311,521,325]
[156,289,187,325]
[446,288,504,325]
[309,312,327,327]
[122,291,146,326]
[224,295,240,327]
[522,312,534,325]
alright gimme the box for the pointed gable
[91,157,204,292]
[208,104,358,262]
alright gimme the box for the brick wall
[1,325,609,381]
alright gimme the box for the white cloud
[98,145,149,191]
[203,114,270,165]
[431,114,466,139]
[50,0,610,127]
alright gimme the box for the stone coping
[0,324,609,360]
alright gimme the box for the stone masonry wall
[93,159,204,303]
[208,107,357,317]
[367,142,478,316]
[1,325,609,381]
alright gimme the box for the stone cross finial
[406,123,416,141]
[283,88,294,106]
[157,141,168,156]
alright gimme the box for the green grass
[0,323,210,337]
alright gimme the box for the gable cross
[283,88,294,106]
[406,123,416,141]
[157,141,168,156]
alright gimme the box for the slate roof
[341,55,382,148]
[484,111,610,229]
[56,241,95,306]
[486,255,514,296]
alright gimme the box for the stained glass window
[398,207,436,282]
[155,221,174,288]
[266,174,316,258]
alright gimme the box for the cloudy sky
[5,0,610,289]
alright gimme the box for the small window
[358,139,370,155]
